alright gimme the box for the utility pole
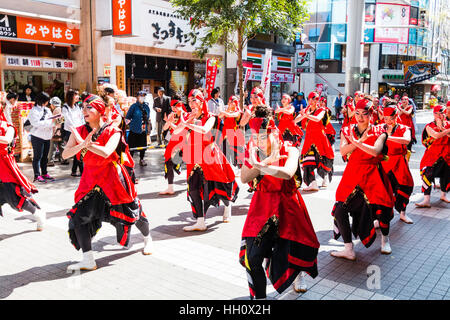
[344,0,365,96]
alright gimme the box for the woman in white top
[28,92,60,183]
[62,89,85,176]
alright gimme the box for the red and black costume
[399,103,416,148]
[220,96,245,167]
[164,100,187,185]
[182,90,239,219]
[0,114,40,216]
[378,107,414,213]
[332,118,394,248]
[420,106,450,195]
[276,109,304,147]
[239,118,319,299]
[66,95,148,252]
[300,93,334,185]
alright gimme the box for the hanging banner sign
[234,60,253,95]
[205,58,218,100]
[403,60,440,86]
[261,48,272,104]
[112,0,133,36]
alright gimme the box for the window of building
[410,6,419,25]
[380,55,402,70]
[330,24,346,42]
[316,0,332,23]
[316,43,331,59]
[0,40,69,59]
[331,0,347,24]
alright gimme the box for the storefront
[246,51,295,107]
[97,0,223,102]
[124,53,204,100]
[0,13,80,99]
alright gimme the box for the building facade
[95,0,225,101]
[296,0,450,109]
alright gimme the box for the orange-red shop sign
[0,14,80,45]
[112,0,132,36]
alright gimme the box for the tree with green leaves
[171,0,310,110]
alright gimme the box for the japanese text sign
[112,0,132,36]
[16,16,79,45]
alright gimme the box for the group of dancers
[0,85,449,300]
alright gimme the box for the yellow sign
[103,64,111,77]
[116,66,125,90]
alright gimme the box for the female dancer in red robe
[159,99,187,195]
[175,89,239,230]
[341,96,354,128]
[398,95,416,147]
[331,98,394,260]
[218,95,245,167]
[415,105,450,207]
[379,104,414,224]
[275,93,303,147]
[295,91,334,190]
[62,95,152,271]
[320,97,336,146]
[240,105,319,299]
[0,105,45,230]
[240,87,266,127]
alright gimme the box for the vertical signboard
[116,65,125,90]
[112,0,132,36]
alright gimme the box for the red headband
[251,87,266,105]
[84,94,106,115]
[355,98,373,112]
[433,105,445,113]
[282,94,292,102]
[308,91,319,100]
[383,106,397,117]
[249,117,277,134]
[189,89,209,116]
[170,99,187,112]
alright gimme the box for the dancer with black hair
[63,95,153,271]
[240,105,319,299]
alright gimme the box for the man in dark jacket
[126,91,151,166]
[153,87,171,146]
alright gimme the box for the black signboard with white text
[0,14,18,39]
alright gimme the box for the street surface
[0,111,449,300]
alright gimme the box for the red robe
[301,107,334,159]
[399,105,415,139]
[74,125,136,205]
[182,114,236,184]
[337,125,394,208]
[380,124,414,187]
[420,121,450,169]
[0,120,37,195]
[277,111,303,138]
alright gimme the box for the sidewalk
[0,143,449,300]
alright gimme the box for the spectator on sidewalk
[153,87,171,146]
[207,87,224,116]
[62,89,85,176]
[293,92,307,113]
[47,97,64,166]
[19,85,36,102]
[334,93,343,123]
[28,92,59,183]
[126,91,151,166]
